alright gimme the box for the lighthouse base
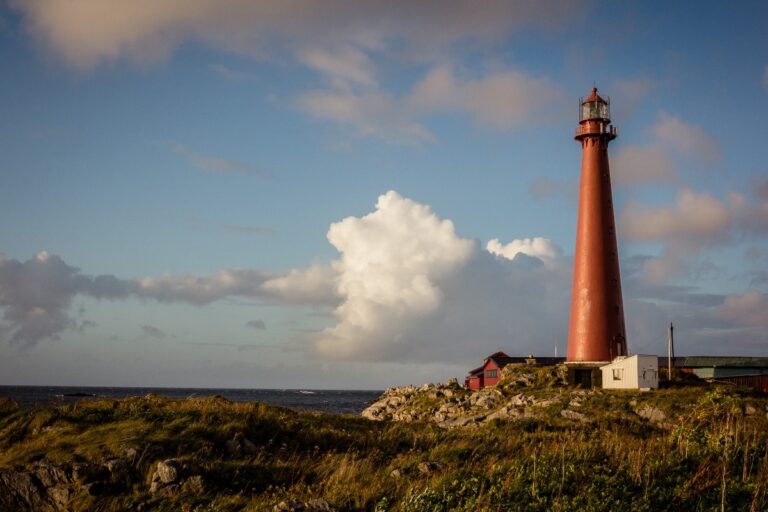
[564,362,608,389]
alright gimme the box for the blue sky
[0,0,766,389]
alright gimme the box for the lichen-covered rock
[150,459,181,493]
[437,414,485,428]
[0,462,89,512]
[486,406,533,422]
[560,409,589,422]
[155,459,179,484]
[362,366,600,428]
[32,462,70,488]
[0,470,50,511]
[636,405,666,423]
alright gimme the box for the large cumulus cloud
[272,191,573,362]
[3,190,766,359]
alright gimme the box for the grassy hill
[0,369,767,511]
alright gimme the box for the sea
[0,386,383,415]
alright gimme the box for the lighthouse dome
[579,87,610,121]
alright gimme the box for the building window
[612,368,623,381]
[486,370,498,378]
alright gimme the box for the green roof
[681,356,768,368]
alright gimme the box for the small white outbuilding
[601,355,659,390]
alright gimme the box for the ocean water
[0,386,382,415]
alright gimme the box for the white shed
[601,355,658,390]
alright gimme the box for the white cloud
[261,264,339,306]
[298,45,376,87]
[652,112,719,162]
[619,189,734,284]
[136,269,268,304]
[0,252,275,346]
[0,251,129,347]
[313,191,476,359]
[611,113,718,188]
[10,0,580,70]
[620,188,732,245]
[618,184,768,284]
[408,65,564,129]
[4,190,768,361]
[299,62,564,144]
[612,145,677,187]
[258,191,575,362]
[298,89,436,144]
[10,1,577,144]
[486,237,562,262]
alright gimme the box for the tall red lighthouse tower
[567,88,627,362]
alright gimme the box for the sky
[0,0,767,389]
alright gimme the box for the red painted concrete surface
[567,89,627,362]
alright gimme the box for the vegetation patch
[0,378,767,511]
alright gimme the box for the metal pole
[667,323,674,381]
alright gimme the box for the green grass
[0,382,767,511]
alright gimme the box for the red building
[465,352,565,390]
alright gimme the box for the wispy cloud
[298,45,376,87]
[717,291,768,327]
[609,77,656,120]
[612,112,719,188]
[618,183,768,284]
[612,145,678,187]
[9,1,581,70]
[175,340,279,351]
[140,325,166,339]
[210,63,258,81]
[652,112,719,162]
[528,177,578,202]
[246,319,266,330]
[166,141,265,176]
[763,65,768,89]
[299,63,564,144]
[408,65,564,129]
[223,225,274,235]
[299,89,436,145]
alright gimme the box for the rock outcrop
[362,364,574,428]
[361,364,681,429]
[0,459,121,511]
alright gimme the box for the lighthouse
[567,88,627,363]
